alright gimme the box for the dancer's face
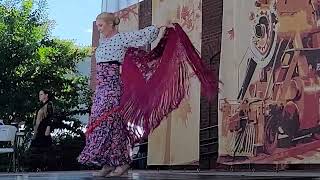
[39,90,48,103]
[96,19,114,36]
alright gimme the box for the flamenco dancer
[78,12,218,177]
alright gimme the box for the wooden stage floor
[1,170,320,180]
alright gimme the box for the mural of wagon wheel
[280,102,300,143]
[264,114,279,155]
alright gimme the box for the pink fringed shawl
[86,24,218,143]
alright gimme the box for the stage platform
[0,170,320,179]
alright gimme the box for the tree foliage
[0,0,91,127]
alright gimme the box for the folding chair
[0,125,17,172]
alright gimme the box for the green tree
[0,0,92,170]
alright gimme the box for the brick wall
[200,0,222,127]
[90,21,100,91]
[139,0,152,29]
[138,0,152,51]
[199,0,222,169]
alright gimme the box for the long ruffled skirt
[77,62,131,167]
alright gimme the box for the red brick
[200,0,222,169]
[90,21,100,92]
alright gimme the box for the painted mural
[115,4,139,32]
[147,0,202,166]
[219,0,320,164]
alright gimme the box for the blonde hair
[96,12,120,26]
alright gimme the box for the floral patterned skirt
[78,62,131,167]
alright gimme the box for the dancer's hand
[159,19,176,29]
[158,24,174,29]
[165,23,175,28]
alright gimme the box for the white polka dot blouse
[95,25,160,64]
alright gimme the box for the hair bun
[113,17,120,25]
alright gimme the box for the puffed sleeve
[119,25,160,48]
